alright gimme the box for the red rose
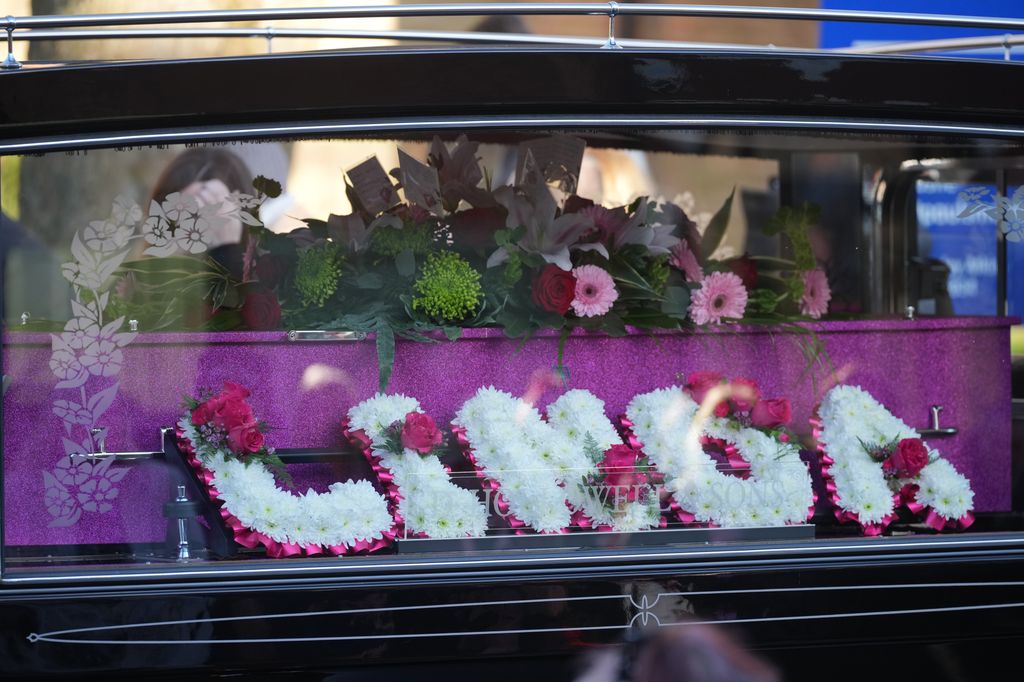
[751,398,792,429]
[599,445,647,502]
[884,438,929,478]
[602,444,639,470]
[228,422,264,454]
[532,265,577,315]
[193,382,254,429]
[686,371,729,416]
[451,207,507,251]
[728,255,759,290]
[400,411,442,454]
[220,381,251,401]
[191,400,214,427]
[213,396,254,432]
[241,289,282,331]
[254,254,287,289]
[729,378,761,413]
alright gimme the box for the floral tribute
[545,390,660,532]
[344,394,489,539]
[452,387,591,533]
[176,381,395,557]
[623,376,814,528]
[90,137,832,393]
[813,385,974,535]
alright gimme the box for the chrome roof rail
[6,4,1024,31]
[7,27,787,53]
[3,3,1023,70]
[840,33,1024,61]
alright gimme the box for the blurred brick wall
[397,0,821,47]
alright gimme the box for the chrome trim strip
[4,116,1024,155]
[12,4,1024,33]
[6,534,1024,585]
[286,330,368,342]
[26,585,1024,644]
[31,581,1024,630]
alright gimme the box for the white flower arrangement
[177,419,394,550]
[347,393,489,539]
[815,385,974,530]
[625,387,813,528]
[546,389,660,532]
[453,387,588,533]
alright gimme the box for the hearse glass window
[1,129,1019,577]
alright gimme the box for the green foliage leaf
[355,272,384,289]
[374,319,395,392]
[204,309,243,331]
[660,285,691,319]
[498,306,532,339]
[395,249,416,278]
[443,326,462,341]
[746,288,784,315]
[700,187,735,261]
[607,259,659,298]
[520,251,545,269]
[594,313,627,337]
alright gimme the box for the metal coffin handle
[919,405,958,438]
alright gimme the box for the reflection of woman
[575,624,779,682]
[135,148,253,278]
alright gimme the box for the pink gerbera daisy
[689,271,748,325]
[800,269,831,319]
[668,240,704,283]
[578,205,626,244]
[571,265,619,317]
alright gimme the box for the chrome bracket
[919,404,958,438]
[173,485,192,562]
[2,16,20,71]
[603,2,622,50]
[265,25,275,54]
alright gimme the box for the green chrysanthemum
[646,254,670,293]
[412,251,483,322]
[294,242,343,307]
[370,222,435,257]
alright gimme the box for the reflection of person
[135,148,253,277]
[575,624,779,682]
